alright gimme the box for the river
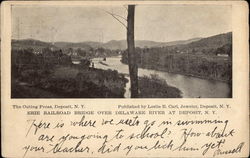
[92,56,231,98]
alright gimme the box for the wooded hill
[121,32,232,84]
[171,32,232,56]
[12,36,202,50]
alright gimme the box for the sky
[11,4,232,43]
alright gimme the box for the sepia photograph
[2,1,249,158]
[11,4,232,98]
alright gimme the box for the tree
[106,5,138,98]
[127,5,138,98]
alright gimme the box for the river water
[92,56,231,98]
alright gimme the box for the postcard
[1,0,249,157]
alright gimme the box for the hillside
[180,32,232,50]
[12,37,203,50]
[101,38,202,50]
[53,42,93,50]
[171,32,232,56]
[121,32,232,83]
[12,39,53,49]
[11,32,231,52]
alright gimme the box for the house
[32,47,43,55]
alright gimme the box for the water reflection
[92,56,231,98]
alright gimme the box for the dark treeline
[138,74,182,98]
[11,48,127,98]
[72,47,121,58]
[12,48,71,81]
[12,39,121,58]
[121,33,232,83]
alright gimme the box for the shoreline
[120,61,231,84]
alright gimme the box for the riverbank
[93,57,231,98]
[138,75,182,98]
[135,64,231,83]
[12,65,183,98]
[120,60,231,84]
[12,65,128,98]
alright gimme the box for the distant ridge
[12,32,231,50]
